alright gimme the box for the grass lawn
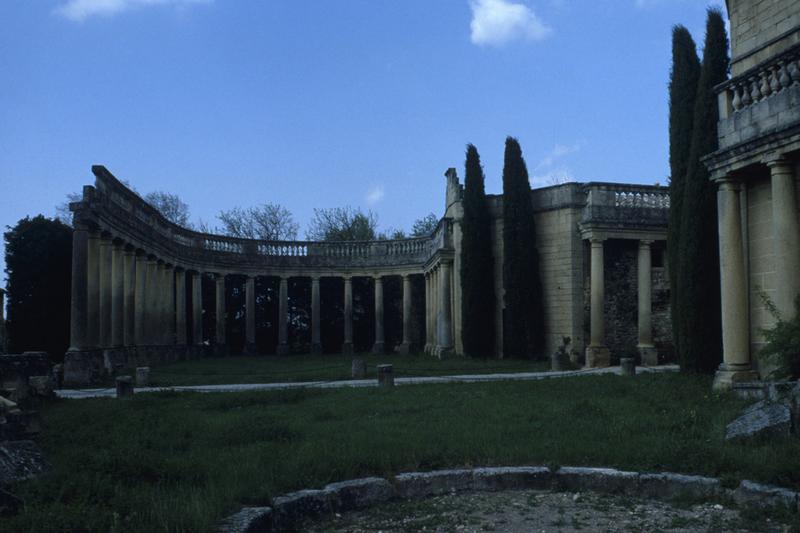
[6,373,800,532]
[144,353,554,387]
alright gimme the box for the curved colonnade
[64,166,455,385]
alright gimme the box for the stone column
[372,276,385,354]
[423,273,430,354]
[175,268,187,346]
[399,274,413,354]
[123,247,136,347]
[277,277,290,355]
[713,179,757,389]
[68,226,89,351]
[145,258,158,345]
[586,238,610,368]
[244,275,257,354]
[134,252,147,346]
[311,277,322,354]
[98,236,113,348]
[87,231,101,348]
[343,276,354,355]
[637,240,657,366]
[215,274,226,352]
[438,261,453,355]
[110,241,125,348]
[432,267,439,355]
[768,158,800,319]
[165,265,175,346]
[0,289,5,354]
[192,272,203,346]
[155,261,166,345]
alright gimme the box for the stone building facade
[63,165,670,385]
[704,0,800,388]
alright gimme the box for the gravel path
[55,365,679,399]
[299,489,790,532]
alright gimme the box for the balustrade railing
[85,165,450,268]
[719,42,800,114]
[583,183,669,227]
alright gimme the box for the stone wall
[583,240,673,364]
[728,0,800,75]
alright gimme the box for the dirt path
[300,489,791,532]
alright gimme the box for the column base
[372,342,385,355]
[637,345,658,366]
[342,342,354,356]
[397,342,413,355]
[423,343,431,356]
[435,346,453,359]
[585,345,610,368]
[63,349,104,387]
[276,343,290,356]
[243,343,259,356]
[310,342,323,355]
[712,364,759,391]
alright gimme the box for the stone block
[63,350,104,387]
[553,467,639,495]
[725,400,791,441]
[585,346,610,368]
[393,469,474,499]
[115,376,134,398]
[323,477,395,512]
[620,357,636,376]
[271,489,330,531]
[471,466,551,492]
[28,376,53,398]
[638,472,722,500]
[377,364,394,387]
[0,440,49,487]
[102,349,126,374]
[734,480,798,510]
[135,367,150,387]
[217,506,272,533]
[351,358,366,379]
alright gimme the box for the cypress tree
[502,137,544,358]
[667,25,701,363]
[460,144,495,358]
[677,9,728,373]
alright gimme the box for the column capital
[717,178,743,192]
[763,152,791,169]
[589,237,606,246]
[638,239,654,248]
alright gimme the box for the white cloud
[365,185,385,206]
[535,142,581,170]
[469,0,552,46]
[54,0,210,22]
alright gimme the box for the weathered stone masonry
[64,165,670,385]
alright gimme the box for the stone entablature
[726,0,800,76]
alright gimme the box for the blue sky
[1,0,721,284]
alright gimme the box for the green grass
[144,353,553,387]
[6,373,800,532]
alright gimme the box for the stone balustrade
[581,183,670,228]
[720,42,800,114]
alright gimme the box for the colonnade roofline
[71,165,453,275]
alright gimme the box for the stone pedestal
[620,357,636,376]
[351,357,366,379]
[585,346,610,368]
[377,364,394,387]
[135,367,150,387]
[713,364,760,390]
[115,375,134,398]
[638,346,658,367]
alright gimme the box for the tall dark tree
[667,25,701,363]
[677,9,728,373]
[4,216,72,360]
[460,144,495,358]
[502,137,544,358]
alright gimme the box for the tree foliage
[758,295,800,380]
[676,9,728,373]
[411,213,439,237]
[4,216,72,360]
[217,204,299,240]
[460,144,495,358]
[502,137,544,358]
[306,207,379,241]
[667,25,701,363]
[144,191,192,227]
